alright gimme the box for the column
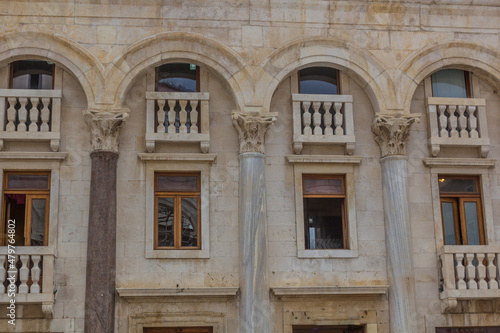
[83,109,128,333]
[232,111,277,333]
[372,113,420,333]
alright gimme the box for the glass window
[293,325,364,333]
[431,69,471,98]
[156,63,199,92]
[10,60,54,90]
[299,67,340,94]
[438,175,485,245]
[303,175,347,250]
[1,172,50,246]
[154,173,201,249]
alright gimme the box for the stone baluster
[6,97,17,132]
[465,253,478,289]
[40,98,51,132]
[0,255,5,293]
[17,97,28,132]
[312,102,322,135]
[437,105,448,137]
[302,101,312,136]
[333,102,344,135]
[457,105,467,137]
[448,105,458,138]
[372,113,420,333]
[467,106,479,138]
[179,100,188,133]
[167,100,176,133]
[486,253,498,289]
[31,255,41,293]
[83,109,129,333]
[29,97,40,132]
[190,100,199,133]
[156,99,166,132]
[323,101,333,135]
[455,253,466,289]
[476,253,487,289]
[232,110,277,333]
[18,255,29,293]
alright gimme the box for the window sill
[297,249,358,259]
[145,249,210,259]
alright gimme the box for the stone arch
[399,41,500,112]
[110,32,252,111]
[259,37,394,114]
[0,30,104,108]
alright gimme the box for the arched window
[431,69,471,98]
[10,60,54,90]
[298,66,340,94]
[156,63,199,92]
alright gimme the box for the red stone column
[83,110,128,333]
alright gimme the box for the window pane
[7,174,49,190]
[299,67,339,94]
[441,201,457,245]
[438,178,478,194]
[293,326,364,333]
[157,197,175,247]
[157,63,197,92]
[157,175,198,192]
[304,177,343,195]
[3,194,26,246]
[11,60,54,90]
[304,198,345,249]
[30,198,46,246]
[464,201,481,245]
[181,198,198,248]
[431,69,468,98]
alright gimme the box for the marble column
[232,111,277,333]
[83,110,128,333]
[372,114,420,333]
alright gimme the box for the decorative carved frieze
[372,113,420,158]
[232,111,277,154]
[83,109,129,154]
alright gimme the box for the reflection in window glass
[157,197,175,247]
[7,174,49,190]
[299,67,339,94]
[30,199,46,246]
[156,63,198,92]
[431,69,470,98]
[181,198,198,247]
[441,201,457,245]
[304,178,343,195]
[157,175,198,192]
[11,60,54,90]
[464,201,481,245]
[304,198,344,249]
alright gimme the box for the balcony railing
[145,92,210,153]
[427,97,489,158]
[0,246,55,318]
[0,89,62,151]
[292,94,355,155]
[439,245,500,310]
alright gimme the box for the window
[154,172,201,250]
[303,175,347,250]
[1,171,50,246]
[439,176,485,245]
[10,60,54,90]
[156,63,199,92]
[144,328,213,333]
[293,326,364,333]
[298,67,340,94]
[436,327,500,333]
[431,69,471,98]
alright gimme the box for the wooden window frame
[155,63,200,92]
[298,67,341,94]
[9,60,55,90]
[1,171,51,246]
[302,174,348,250]
[439,175,486,245]
[154,172,201,250]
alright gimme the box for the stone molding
[372,113,420,158]
[232,111,277,154]
[83,109,129,154]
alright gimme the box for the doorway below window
[293,325,364,333]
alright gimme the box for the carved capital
[84,109,129,154]
[372,113,420,157]
[232,111,277,154]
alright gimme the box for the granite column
[83,110,128,333]
[232,111,277,333]
[372,114,420,333]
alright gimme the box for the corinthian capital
[232,111,277,154]
[84,109,129,154]
[372,113,420,158]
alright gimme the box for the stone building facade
[0,1,499,333]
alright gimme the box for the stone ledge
[138,153,217,163]
[286,155,362,165]
[271,286,388,298]
[422,157,495,168]
[0,152,67,160]
[116,287,239,300]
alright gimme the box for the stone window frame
[142,154,214,259]
[129,312,224,333]
[283,309,378,333]
[425,159,497,248]
[289,156,360,258]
